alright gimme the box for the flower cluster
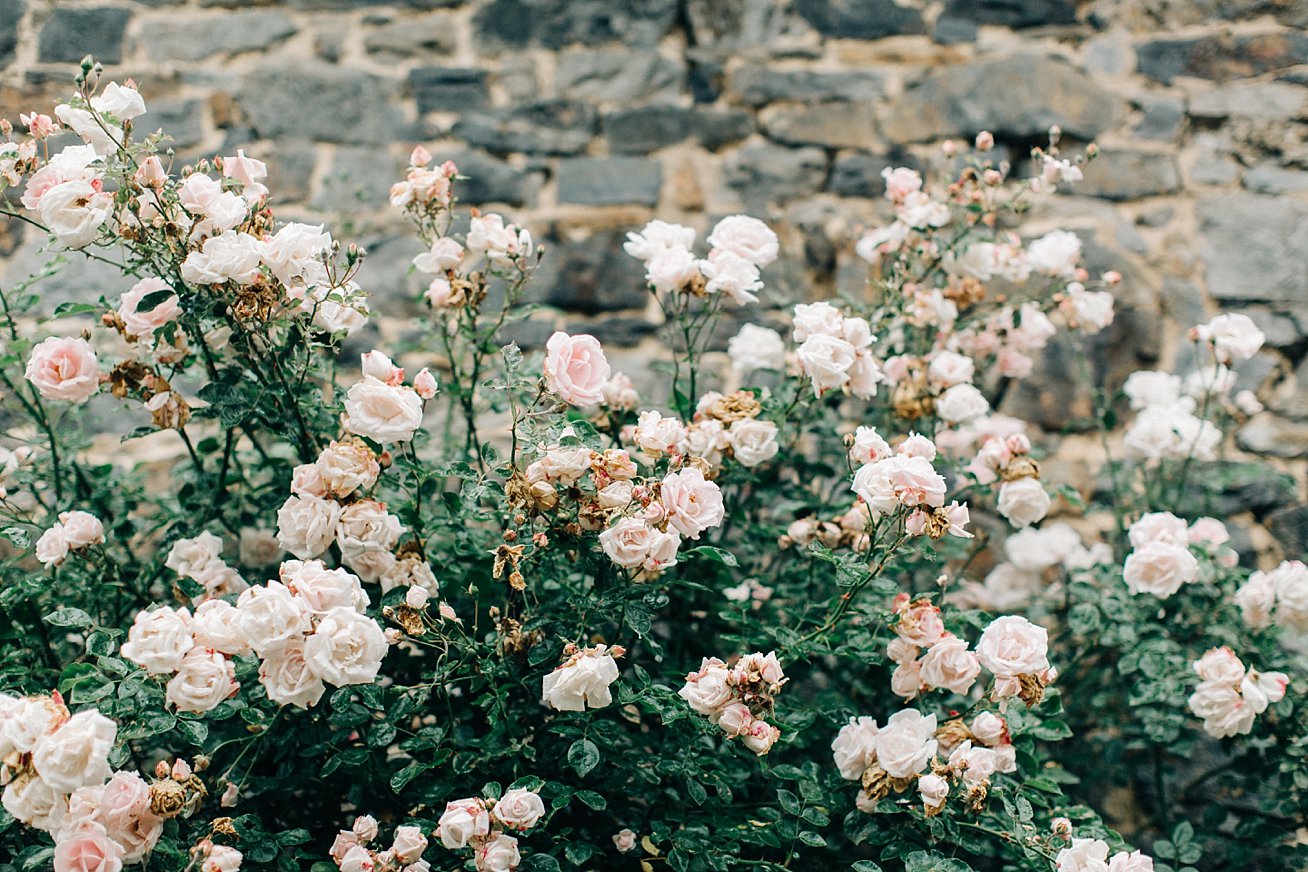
[886,596,980,698]
[624,215,778,303]
[964,430,1052,529]
[166,533,249,601]
[792,301,883,398]
[341,351,436,445]
[35,510,105,568]
[1055,838,1153,872]
[435,785,546,872]
[541,644,622,712]
[1187,647,1288,739]
[1234,559,1308,630]
[849,428,971,537]
[329,814,430,872]
[678,651,786,756]
[1120,512,1201,599]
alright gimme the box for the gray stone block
[555,51,683,103]
[604,105,692,154]
[1244,164,1308,195]
[1268,504,1308,558]
[1138,34,1308,84]
[556,157,661,206]
[1199,194,1308,303]
[39,7,132,64]
[761,102,878,149]
[139,11,296,61]
[237,65,408,144]
[694,109,753,151]
[532,231,651,313]
[724,143,827,207]
[729,67,885,106]
[1077,151,1180,201]
[473,0,678,50]
[312,146,406,213]
[940,0,1075,28]
[794,0,925,39]
[364,16,458,58]
[0,0,24,67]
[453,100,596,156]
[444,149,531,206]
[147,99,207,150]
[409,67,489,114]
[1189,82,1308,120]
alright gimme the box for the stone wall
[1,0,1307,557]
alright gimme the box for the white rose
[707,214,779,267]
[792,301,844,342]
[728,419,779,467]
[391,825,428,864]
[344,378,424,444]
[874,709,937,779]
[284,560,368,614]
[39,180,113,249]
[166,647,236,714]
[599,518,656,569]
[797,333,855,395]
[35,526,70,567]
[32,709,116,791]
[541,646,619,711]
[1194,313,1264,364]
[970,712,1007,746]
[260,222,332,289]
[91,82,147,120]
[476,834,521,872]
[918,772,949,809]
[236,582,311,656]
[181,231,264,285]
[677,658,733,717]
[121,607,194,675]
[203,845,244,872]
[927,351,975,388]
[624,219,696,261]
[831,716,879,781]
[316,441,380,498]
[303,607,388,687]
[1192,647,1246,685]
[336,500,404,562]
[1188,682,1254,738]
[1234,570,1277,629]
[413,237,465,274]
[919,635,981,695]
[936,383,990,424]
[492,788,545,830]
[976,615,1049,679]
[1026,230,1081,278]
[1127,512,1189,549]
[996,478,1052,529]
[1123,542,1198,598]
[3,774,66,832]
[338,845,373,872]
[659,467,724,540]
[166,532,225,579]
[1055,839,1110,872]
[258,638,326,709]
[849,426,892,465]
[728,324,787,373]
[191,600,250,656]
[948,740,997,788]
[436,798,489,849]
[1271,560,1308,629]
[276,494,342,560]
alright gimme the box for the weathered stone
[497,318,557,351]
[729,67,885,106]
[443,149,531,205]
[1267,504,1308,558]
[364,16,458,58]
[880,55,1126,142]
[1189,81,1308,120]
[1243,163,1308,195]
[1238,414,1308,459]
[312,147,406,213]
[452,101,596,156]
[238,66,407,144]
[496,57,539,103]
[1138,34,1308,85]
[794,0,925,40]
[555,51,683,103]
[932,15,977,45]
[1077,151,1181,200]
[39,7,131,64]
[1199,194,1308,303]
[940,0,1075,29]
[532,231,651,313]
[568,316,657,347]
[761,102,879,149]
[1084,31,1134,76]
[694,109,754,151]
[828,152,899,197]
[687,52,725,104]
[1187,150,1240,186]
[1159,278,1207,332]
[556,157,661,206]
[604,105,692,154]
[409,67,489,114]
[140,11,297,61]
[260,140,318,205]
[1133,96,1185,141]
[724,143,828,207]
[351,233,428,311]
[473,0,678,50]
[148,99,206,150]
[0,0,24,67]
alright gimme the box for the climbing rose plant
[0,60,1305,872]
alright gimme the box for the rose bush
[0,60,1305,872]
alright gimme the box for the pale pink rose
[476,834,521,872]
[257,638,325,709]
[1027,230,1081,278]
[1107,850,1153,872]
[728,324,786,373]
[1192,647,1246,685]
[633,410,687,456]
[39,179,113,248]
[236,582,310,656]
[1128,512,1189,549]
[32,710,116,792]
[466,213,531,264]
[222,149,268,203]
[976,615,1049,679]
[56,511,103,551]
[612,829,637,853]
[413,368,438,400]
[624,219,696,261]
[390,826,427,864]
[1187,517,1229,549]
[875,709,937,778]
[919,635,981,695]
[700,249,763,304]
[191,600,249,656]
[413,237,464,274]
[645,245,699,293]
[1270,560,1308,629]
[1059,286,1115,332]
[166,647,237,713]
[1234,570,1276,629]
[970,712,1007,746]
[792,301,844,342]
[343,378,424,444]
[895,598,945,647]
[3,770,67,830]
[117,278,180,338]
[600,518,657,569]
[1056,838,1110,872]
[659,467,724,539]
[849,426,892,465]
[492,788,545,830]
[22,144,99,210]
[338,845,374,872]
[831,716,879,781]
[26,337,100,403]
[881,166,923,202]
[543,332,611,406]
[797,333,855,395]
[166,532,225,579]
[643,528,681,571]
[898,433,937,461]
[291,463,328,498]
[276,494,341,560]
[542,646,620,711]
[918,772,949,809]
[728,418,779,467]
[885,455,948,510]
[284,560,368,614]
[96,771,162,862]
[121,606,194,674]
[1123,542,1198,598]
[927,351,975,388]
[181,231,263,285]
[1188,682,1255,738]
[336,500,403,562]
[996,478,1051,529]
[741,719,781,755]
[436,798,490,849]
[34,525,68,568]
[948,741,997,788]
[936,384,990,424]
[706,215,779,267]
[201,845,243,872]
[996,347,1033,378]
[54,822,124,872]
[303,607,388,687]
[886,637,918,665]
[890,659,924,699]
[316,441,380,499]
[177,173,246,236]
[361,350,402,385]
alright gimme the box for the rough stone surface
[473,0,678,50]
[604,105,692,154]
[1199,195,1308,303]
[313,147,407,213]
[794,0,925,40]
[442,149,532,205]
[1268,505,1308,557]
[0,0,24,67]
[1189,81,1308,120]
[39,7,132,64]
[364,16,458,58]
[409,67,489,114]
[238,66,407,144]
[453,101,596,156]
[1138,34,1308,84]
[729,67,886,106]
[761,102,879,149]
[941,0,1075,29]
[880,55,1127,142]
[534,231,650,313]
[556,157,661,206]
[1078,151,1182,200]
[555,51,683,103]
[724,143,828,208]
[828,153,899,198]
[141,11,297,61]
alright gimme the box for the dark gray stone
[1077,151,1181,200]
[687,52,725,104]
[828,152,907,198]
[604,105,692,154]
[932,15,978,44]
[684,0,803,50]
[761,102,878,149]
[148,99,206,150]
[352,233,427,311]
[498,318,557,351]
[473,0,677,50]
[795,0,925,39]
[1183,462,1298,516]
[729,67,885,106]
[694,109,753,151]
[238,65,407,144]
[880,54,1126,142]
[1138,33,1308,84]
[0,0,24,67]
[312,147,406,213]
[1199,194,1308,303]
[568,316,657,347]
[139,11,297,61]
[365,16,458,58]
[1133,96,1185,141]
[279,0,463,8]
[444,149,531,205]
[941,0,1075,28]
[724,143,827,207]
[533,231,650,313]
[409,67,489,114]
[1268,504,1308,559]
[555,51,683,103]
[39,7,132,64]
[452,101,596,156]
[556,157,661,206]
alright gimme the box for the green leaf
[2,526,31,549]
[45,607,93,628]
[686,778,707,805]
[686,546,738,567]
[568,738,600,778]
[798,831,826,847]
[574,790,606,810]
[851,863,883,872]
